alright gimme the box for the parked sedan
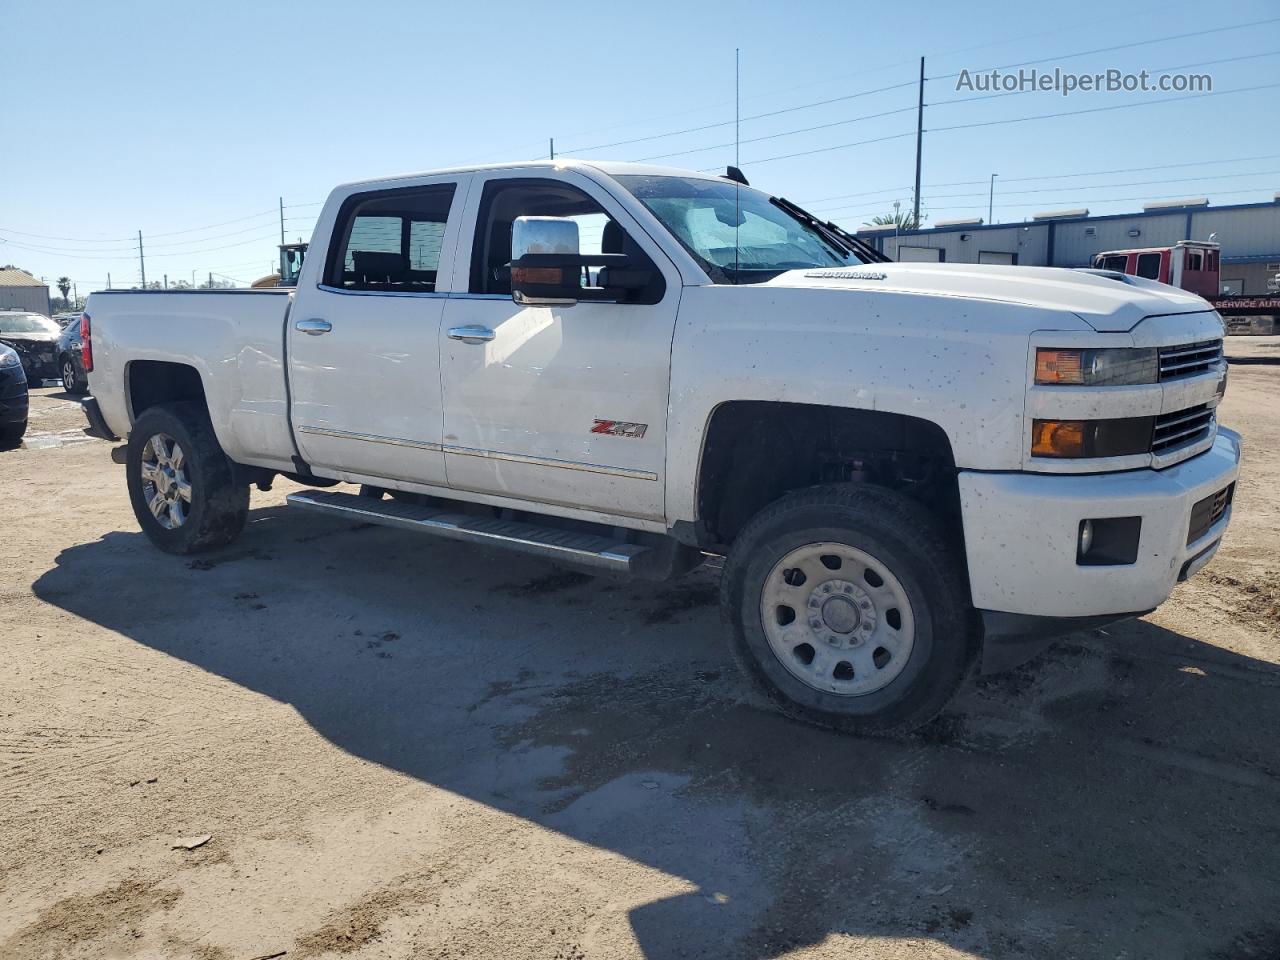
[56,317,87,394]
[0,344,29,445]
[0,311,61,386]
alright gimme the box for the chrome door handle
[295,318,332,336]
[447,324,495,344]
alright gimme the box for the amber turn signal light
[1031,419,1086,457]
[1034,349,1084,385]
[511,266,564,285]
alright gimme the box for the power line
[747,130,919,167]
[565,79,918,155]
[0,232,283,261]
[632,104,919,163]
[926,81,1280,136]
[929,15,1280,81]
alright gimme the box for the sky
[3,0,1278,293]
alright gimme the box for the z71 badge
[591,419,648,439]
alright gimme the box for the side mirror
[509,215,661,306]
[511,216,582,305]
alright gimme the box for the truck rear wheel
[126,402,249,554]
[721,484,974,735]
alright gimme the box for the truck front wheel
[721,484,974,735]
[126,403,249,554]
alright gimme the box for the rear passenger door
[288,175,470,486]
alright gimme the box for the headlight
[1035,347,1158,386]
[0,347,20,370]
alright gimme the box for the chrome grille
[1152,404,1214,453]
[1158,339,1222,380]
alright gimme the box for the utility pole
[164,274,168,290]
[279,196,285,245]
[138,230,146,289]
[912,56,924,230]
[208,272,213,289]
[988,173,998,224]
[549,137,555,160]
[107,273,112,290]
[73,282,78,307]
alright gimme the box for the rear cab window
[325,184,457,292]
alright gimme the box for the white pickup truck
[81,159,1240,734]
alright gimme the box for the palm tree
[56,276,71,303]
[869,208,926,232]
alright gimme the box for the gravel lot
[3,338,1279,960]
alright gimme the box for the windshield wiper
[771,196,892,265]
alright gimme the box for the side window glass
[327,184,456,292]
[1136,253,1161,280]
[470,179,633,295]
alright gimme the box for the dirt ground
[2,338,1279,960]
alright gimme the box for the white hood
[764,262,1214,333]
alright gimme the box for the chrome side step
[286,489,654,575]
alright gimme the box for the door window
[326,184,457,292]
[1097,255,1128,272]
[470,178,639,295]
[1136,252,1161,280]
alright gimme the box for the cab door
[439,171,681,522]
[288,175,470,486]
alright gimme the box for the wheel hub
[805,578,876,648]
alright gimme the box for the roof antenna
[733,48,741,282]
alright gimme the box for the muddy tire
[721,484,974,735]
[126,402,249,555]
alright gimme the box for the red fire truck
[1092,240,1280,334]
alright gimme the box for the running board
[286,489,656,576]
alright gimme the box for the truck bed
[85,288,297,472]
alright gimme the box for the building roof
[0,269,45,288]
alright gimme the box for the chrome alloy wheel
[62,359,76,391]
[140,433,191,529]
[759,542,916,696]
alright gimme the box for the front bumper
[959,427,1242,619]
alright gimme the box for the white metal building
[0,269,52,315]
[859,197,1280,295]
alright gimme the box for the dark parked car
[56,316,88,395]
[0,344,29,445]
[0,311,61,387]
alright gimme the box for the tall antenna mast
[733,48,741,280]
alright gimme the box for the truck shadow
[31,503,1280,959]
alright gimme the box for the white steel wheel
[759,541,916,697]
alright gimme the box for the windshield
[0,314,58,335]
[614,175,857,284]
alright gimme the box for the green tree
[869,207,927,231]
[56,276,71,302]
